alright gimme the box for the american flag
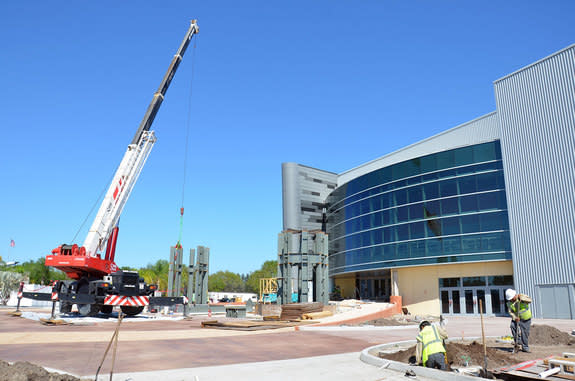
[10,239,15,248]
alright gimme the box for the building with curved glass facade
[281,44,575,319]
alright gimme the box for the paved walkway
[1,306,573,380]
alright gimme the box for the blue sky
[1,1,573,275]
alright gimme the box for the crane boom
[47,20,199,279]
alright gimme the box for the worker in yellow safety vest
[416,320,448,370]
[505,288,532,353]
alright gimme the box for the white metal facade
[494,45,575,318]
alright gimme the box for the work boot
[522,347,531,353]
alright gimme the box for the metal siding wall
[282,163,302,230]
[494,47,575,318]
[338,112,501,186]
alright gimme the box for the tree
[208,271,243,292]
[139,260,170,292]
[12,258,67,285]
[245,260,277,294]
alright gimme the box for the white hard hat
[505,289,517,301]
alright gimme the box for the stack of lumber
[201,320,309,331]
[280,302,323,321]
[301,310,332,320]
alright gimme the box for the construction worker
[416,320,448,370]
[505,288,532,353]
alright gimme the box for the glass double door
[440,287,507,316]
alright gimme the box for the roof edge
[493,44,575,84]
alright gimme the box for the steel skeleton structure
[277,230,329,305]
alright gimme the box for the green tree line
[3,258,278,295]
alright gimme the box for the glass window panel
[397,242,409,258]
[397,206,409,222]
[426,238,442,256]
[463,276,486,286]
[498,191,508,210]
[436,150,455,169]
[383,244,395,259]
[480,212,501,231]
[407,175,422,186]
[408,187,423,203]
[443,237,461,254]
[454,146,474,166]
[382,209,391,225]
[478,192,498,210]
[440,179,458,197]
[422,172,438,182]
[383,227,393,242]
[439,277,460,287]
[372,229,383,245]
[370,197,382,212]
[482,233,503,251]
[442,217,461,235]
[488,275,514,286]
[439,169,457,179]
[394,190,407,206]
[458,176,477,194]
[477,172,497,192]
[381,193,391,209]
[477,290,486,314]
[474,142,496,162]
[410,221,426,239]
[462,236,481,253]
[397,224,409,241]
[359,215,368,230]
[452,290,461,314]
[461,214,480,233]
[423,182,439,200]
[465,290,474,313]
[441,290,450,314]
[420,155,438,173]
[460,195,478,213]
[410,240,426,257]
[441,198,459,215]
[361,231,370,246]
[491,290,501,314]
[371,211,382,227]
[424,200,441,216]
[425,218,443,238]
[409,204,424,220]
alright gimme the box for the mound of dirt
[530,324,575,345]
[366,318,417,326]
[0,360,81,381]
[377,325,575,371]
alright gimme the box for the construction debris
[280,302,323,321]
[301,310,333,320]
[200,319,308,331]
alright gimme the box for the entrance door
[440,289,461,315]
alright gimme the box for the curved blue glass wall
[326,141,512,275]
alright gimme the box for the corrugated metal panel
[337,112,501,186]
[494,46,575,318]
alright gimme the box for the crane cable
[176,32,199,249]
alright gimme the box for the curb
[360,338,492,381]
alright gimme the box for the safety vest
[508,299,532,320]
[417,325,446,365]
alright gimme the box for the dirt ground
[0,360,83,381]
[377,324,575,370]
